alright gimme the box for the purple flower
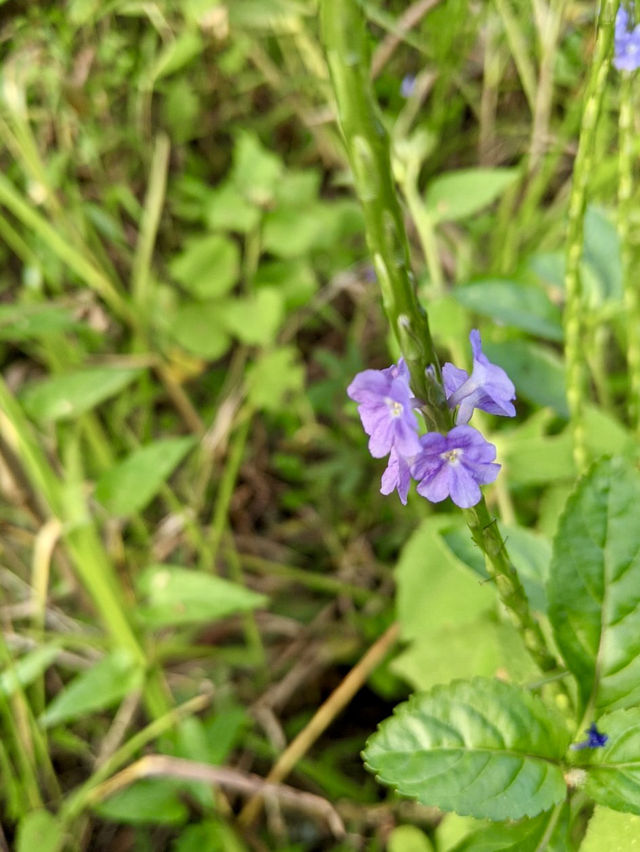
[347,360,421,459]
[380,447,413,505]
[571,722,608,751]
[401,74,416,98]
[411,425,500,509]
[615,6,640,72]
[443,329,516,425]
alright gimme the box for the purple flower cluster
[347,330,515,508]
[615,5,640,72]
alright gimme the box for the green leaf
[395,517,495,643]
[450,805,571,851]
[0,303,79,341]
[583,206,622,305]
[170,234,239,299]
[169,301,231,359]
[221,288,284,345]
[547,457,640,715]
[204,181,261,233]
[500,524,551,614]
[21,367,141,423]
[40,650,143,727]
[581,806,640,851]
[453,280,563,341]
[363,678,570,820]
[230,131,282,206]
[150,31,203,82]
[16,810,65,852]
[93,778,188,825]
[483,340,567,417]
[578,707,640,814]
[254,259,317,310]
[94,436,196,517]
[0,644,60,696]
[388,825,434,852]
[246,346,305,412]
[425,168,519,223]
[136,564,267,628]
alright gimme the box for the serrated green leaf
[16,809,65,852]
[136,564,267,628]
[170,234,239,299]
[548,457,640,715]
[453,280,563,341]
[581,805,640,851]
[425,168,519,223]
[483,340,567,417]
[95,436,196,517]
[577,708,640,815]
[93,778,188,825]
[450,804,571,851]
[169,301,231,359]
[21,367,141,422]
[40,650,143,727]
[363,678,570,821]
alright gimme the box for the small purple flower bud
[411,425,500,509]
[615,5,640,72]
[401,74,416,98]
[347,359,421,459]
[443,329,516,425]
[380,447,413,504]
[570,722,608,751]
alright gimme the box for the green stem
[564,0,619,471]
[321,0,559,676]
[619,72,640,434]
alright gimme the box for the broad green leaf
[169,234,239,299]
[483,340,568,417]
[95,436,196,517]
[169,301,231,359]
[450,804,571,851]
[40,650,143,727]
[388,825,434,852]
[136,564,267,628]
[221,288,283,345]
[93,778,188,825]
[21,367,141,423]
[392,615,503,692]
[363,678,570,821]
[581,805,640,851]
[204,181,261,233]
[246,346,305,412]
[254,259,317,310]
[230,132,282,206]
[395,517,494,643]
[173,819,248,852]
[548,458,640,714]
[262,203,327,257]
[453,280,563,341]
[0,644,60,696]
[16,809,65,852]
[577,708,640,814]
[424,168,519,223]
[500,432,575,486]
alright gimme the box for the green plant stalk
[564,0,619,471]
[619,72,640,434]
[321,0,559,675]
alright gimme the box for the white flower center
[386,398,404,418]
[441,448,462,465]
